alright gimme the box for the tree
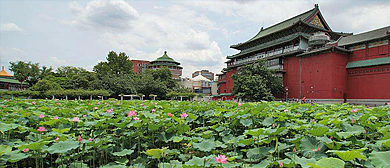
[9,61,53,87]
[93,51,134,77]
[30,79,62,96]
[232,61,283,101]
[52,66,97,90]
[136,67,178,99]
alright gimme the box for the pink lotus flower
[238,103,242,106]
[107,109,113,113]
[279,161,283,167]
[364,130,367,134]
[317,147,320,151]
[23,148,29,152]
[37,127,46,132]
[293,147,296,153]
[72,117,80,122]
[39,114,45,118]
[272,123,275,128]
[32,101,36,105]
[88,138,93,141]
[214,155,228,163]
[387,102,390,106]
[168,113,173,117]
[53,116,58,120]
[83,114,87,118]
[151,109,156,112]
[56,137,59,141]
[330,136,333,140]
[351,108,358,113]
[140,103,143,106]
[128,111,137,117]
[312,119,315,123]
[97,102,101,105]
[352,119,355,124]
[94,107,98,110]
[133,117,140,120]
[233,100,237,103]
[78,136,82,142]
[284,109,288,112]
[180,112,188,118]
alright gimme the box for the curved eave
[148,63,183,69]
[150,60,180,65]
[227,33,310,59]
[296,46,351,57]
[231,7,319,49]
[231,20,336,52]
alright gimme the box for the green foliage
[93,51,134,77]
[29,79,62,95]
[232,61,283,101]
[1,98,390,167]
[9,61,53,86]
[135,67,178,99]
[51,66,97,90]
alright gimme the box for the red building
[131,60,150,74]
[216,4,390,105]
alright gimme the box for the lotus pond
[1,99,390,168]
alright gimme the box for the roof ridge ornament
[164,51,167,55]
[314,4,319,9]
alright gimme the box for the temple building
[148,51,183,79]
[215,4,390,105]
[0,66,28,91]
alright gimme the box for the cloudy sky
[1,0,390,78]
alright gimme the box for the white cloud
[185,0,390,34]
[0,23,23,32]
[67,0,225,77]
[50,57,67,65]
[66,0,139,31]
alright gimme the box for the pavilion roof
[150,51,180,65]
[0,66,13,77]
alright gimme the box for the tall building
[215,4,390,105]
[148,51,183,79]
[131,60,150,74]
[192,70,214,81]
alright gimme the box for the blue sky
[1,0,390,78]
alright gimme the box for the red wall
[283,56,301,98]
[217,68,237,95]
[349,44,389,62]
[300,52,348,99]
[225,68,237,93]
[131,60,150,74]
[347,64,390,99]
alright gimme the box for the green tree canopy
[49,66,97,90]
[93,51,134,77]
[9,61,53,87]
[136,67,178,99]
[232,61,283,101]
[30,79,62,93]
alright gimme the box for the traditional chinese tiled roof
[338,26,390,46]
[150,51,180,65]
[346,56,390,69]
[0,66,13,77]
[296,46,351,57]
[231,5,330,49]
